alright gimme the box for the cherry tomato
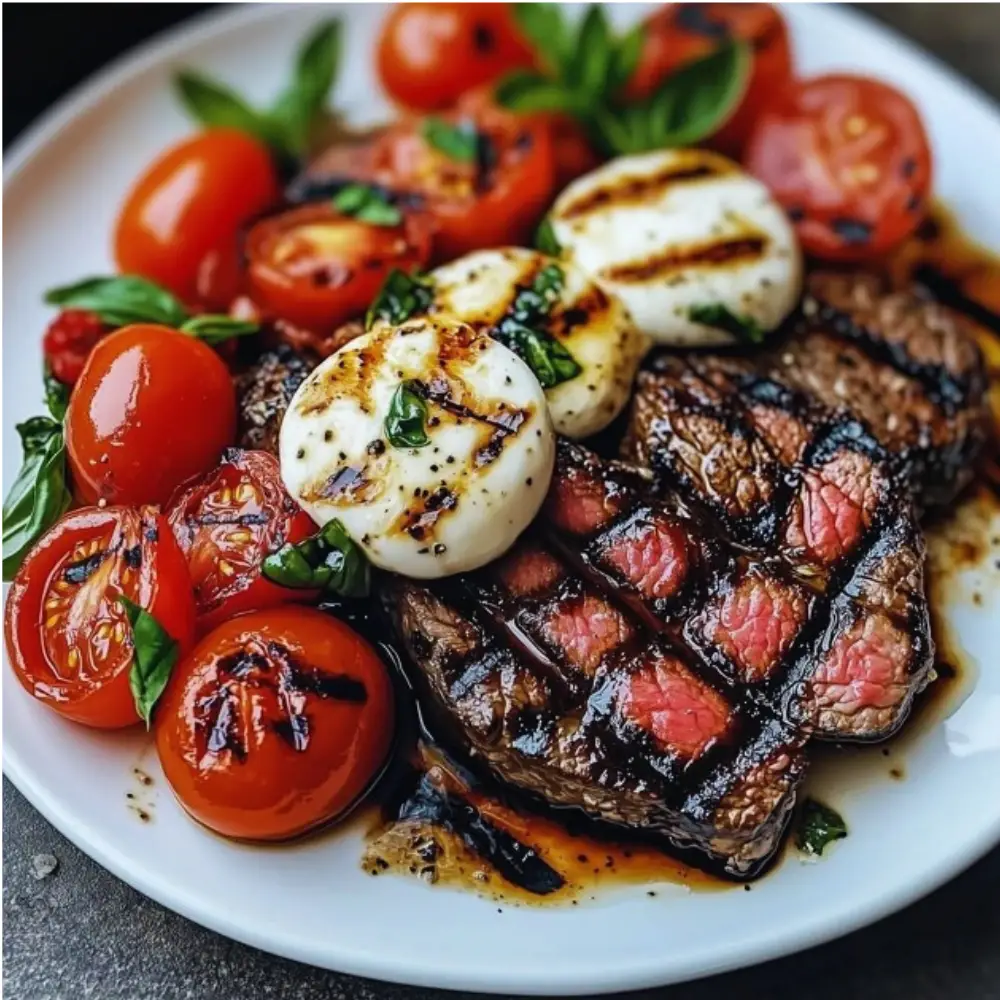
[244,203,432,331]
[65,324,236,507]
[155,607,394,841]
[4,506,196,728]
[115,130,279,304]
[744,74,933,260]
[377,3,534,112]
[167,449,317,629]
[628,3,793,156]
[368,105,556,260]
[42,310,109,386]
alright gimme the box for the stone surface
[4,4,1000,1000]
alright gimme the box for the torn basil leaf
[795,798,848,857]
[333,184,402,227]
[688,303,767,344]
[262,519,370,598]
[179,315,260,346]
[45,275,189,329]
[43,365,70,421]
[385,381,431,449]
[119,596,180,728]
[365,269,434,330]
[495,323,581,389]
[422,117,478,163]
[535,217,563,257]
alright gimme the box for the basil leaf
[262,518,370,598]
[795,799,848,857]
[688,303,766,345]
[45,276,189,329]
[497,323,581,390]
[571,6,614,99]
[43,365,70,421]
[119,596,179,728]
[174,72,278,148]
[510,4,572,76]
[2,418,71,581]
[609,22,645,94]
[494,71,583,116]
[422,117,478,163]
[385,381,431,449]
[179,315,260,346]
[535,217,562,257]
[333,184,402,227]
[365,269,434,330]
[532,263,564,301]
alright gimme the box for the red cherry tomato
[65,325,236,507]
[42,310,109,386]
[155,607,394,841]
[244,202,432,331]
[744,74,933,261]
[4,506,196,728]
[628,3,793,155]
[377,3,534,112]
[114,130,279,304]
[167,449,317,629]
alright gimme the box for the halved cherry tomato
[115,129,279,304]
[377,3,534,112]
[42,310,109,386]
[244,203,432,331]
[4,506,196,728]
[744,74,933,260]
[367,105,556,260]
[628,3,793,156]
[167,449,317,629]
[66,324,236,507]
[155,607,394,841]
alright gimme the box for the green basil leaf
[45,276,189,329]
[385,381,431,449]
[497,322,581,390]
[332,184,402,227]
[119,596,180,728]
[2,418,71,581]
[535,217,562,257]
[571,6,613,99]
[262,518,370,598]
[179,315,260,346]
[494,70,583,115]
[609,21,645,94]
[365,269,435,330]
[532,263,565,301]
[688,303,766,345]
[795,799,848,857]
[510,3,572,76]
[422,117,478,163]
[43,365,70,421]
[174,72,278,148]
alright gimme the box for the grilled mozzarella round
[428,248,649,438]
[549,148,802,347]
[279,316,555,579]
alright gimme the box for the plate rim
[4,2,1000,994]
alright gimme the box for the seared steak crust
[236,345,316,455]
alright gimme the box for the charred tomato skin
[155,607,394,841]
[167,449,317,630]
[65,324,237,507]
[4,506,196,728]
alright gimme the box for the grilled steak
[235,345,316,455]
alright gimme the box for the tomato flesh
[42,310,108,386]
[167,449,316,629]
[4,506,196,728]
[155,607,395,841]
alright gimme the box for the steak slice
[235,345,316,455]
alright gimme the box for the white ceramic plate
[4,3,1000,994]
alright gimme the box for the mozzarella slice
[279,316,555,579]
[550,148,802,347]
[428,248,649,438]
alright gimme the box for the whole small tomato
[114,129,279,303]
[377,3,534,111]
[65,325,237,506]
[155,607,395,841]
[4,506,196,728]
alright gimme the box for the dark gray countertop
[5,5,1000,999]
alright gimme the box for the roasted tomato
[42,310,109,386]
[115,129,279,303]
[744,74,933,260]
[628,3,793,155]
[244,202,432,331]
[65,324,236,507]
[155,607,394,841]
[4,506,196,728]
[377,3,534,111]
[167,449,316,629]
[367,105,556,260]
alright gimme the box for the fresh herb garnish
[385,381,431,449]
[175,19,341,158]
[43,364,70,422]
[535,217,563,257]
[795,799,848,857]
[262,519,370,598]
[177,315,260,346]
[365,269,435,330]
[333,184,402,227]
[688,303,766,344]
[119,597,180,728]
[422,117,479,163]
[2,416,72,581]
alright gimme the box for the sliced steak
[235,345,316,455]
